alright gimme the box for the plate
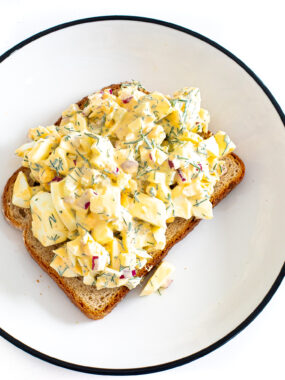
[0,16,284,375]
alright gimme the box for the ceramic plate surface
[0,16,284,375]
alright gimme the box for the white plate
[0,16,284,375]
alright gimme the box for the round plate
[0,16,284,375]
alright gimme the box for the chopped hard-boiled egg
[171,186,192,219]
[90,185,121,219]
[140,261,175,296]
[191,198,213,219]
[125,192,166,228]
[91,220,113,245]
[12,81,235,292]
[141,92,173,121]
[203,136,220,157]
[152,226,166,250]
[214,131,236,157]
[50,255,78,277]
[50,179,77,232]
[28,138,54,163]
[12,171,32,208]
[30,191,68,247]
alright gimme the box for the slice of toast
[1,83,245,320]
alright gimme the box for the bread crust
[1,83,245,319]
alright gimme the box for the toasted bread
[1,83,245,319]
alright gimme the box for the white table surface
[0,1,284,379]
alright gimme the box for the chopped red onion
[132,270,136,277]
[73,159,77,166]
[123,269,132,278]
[115,167,119,174]
[75,190,92,209]
[119,274,125,279]
[120,160,138,174]
[122,96,133,104]
[92,256,99,270]
[149,153,154,161]
[63,196,74,204]
[220,165,227,176]
[93,191,98,196]
[168,160,175,169]
[109,89,113,94]
[50,176,63,183]
[177,169,186,182]
[160,278,173,289]
[198,163,203,171]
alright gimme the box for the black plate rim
[0,15,284,376]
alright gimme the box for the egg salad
[12,81,235,291]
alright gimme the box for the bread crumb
[36,279,40,283]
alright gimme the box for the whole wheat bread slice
[1,83,245,319]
